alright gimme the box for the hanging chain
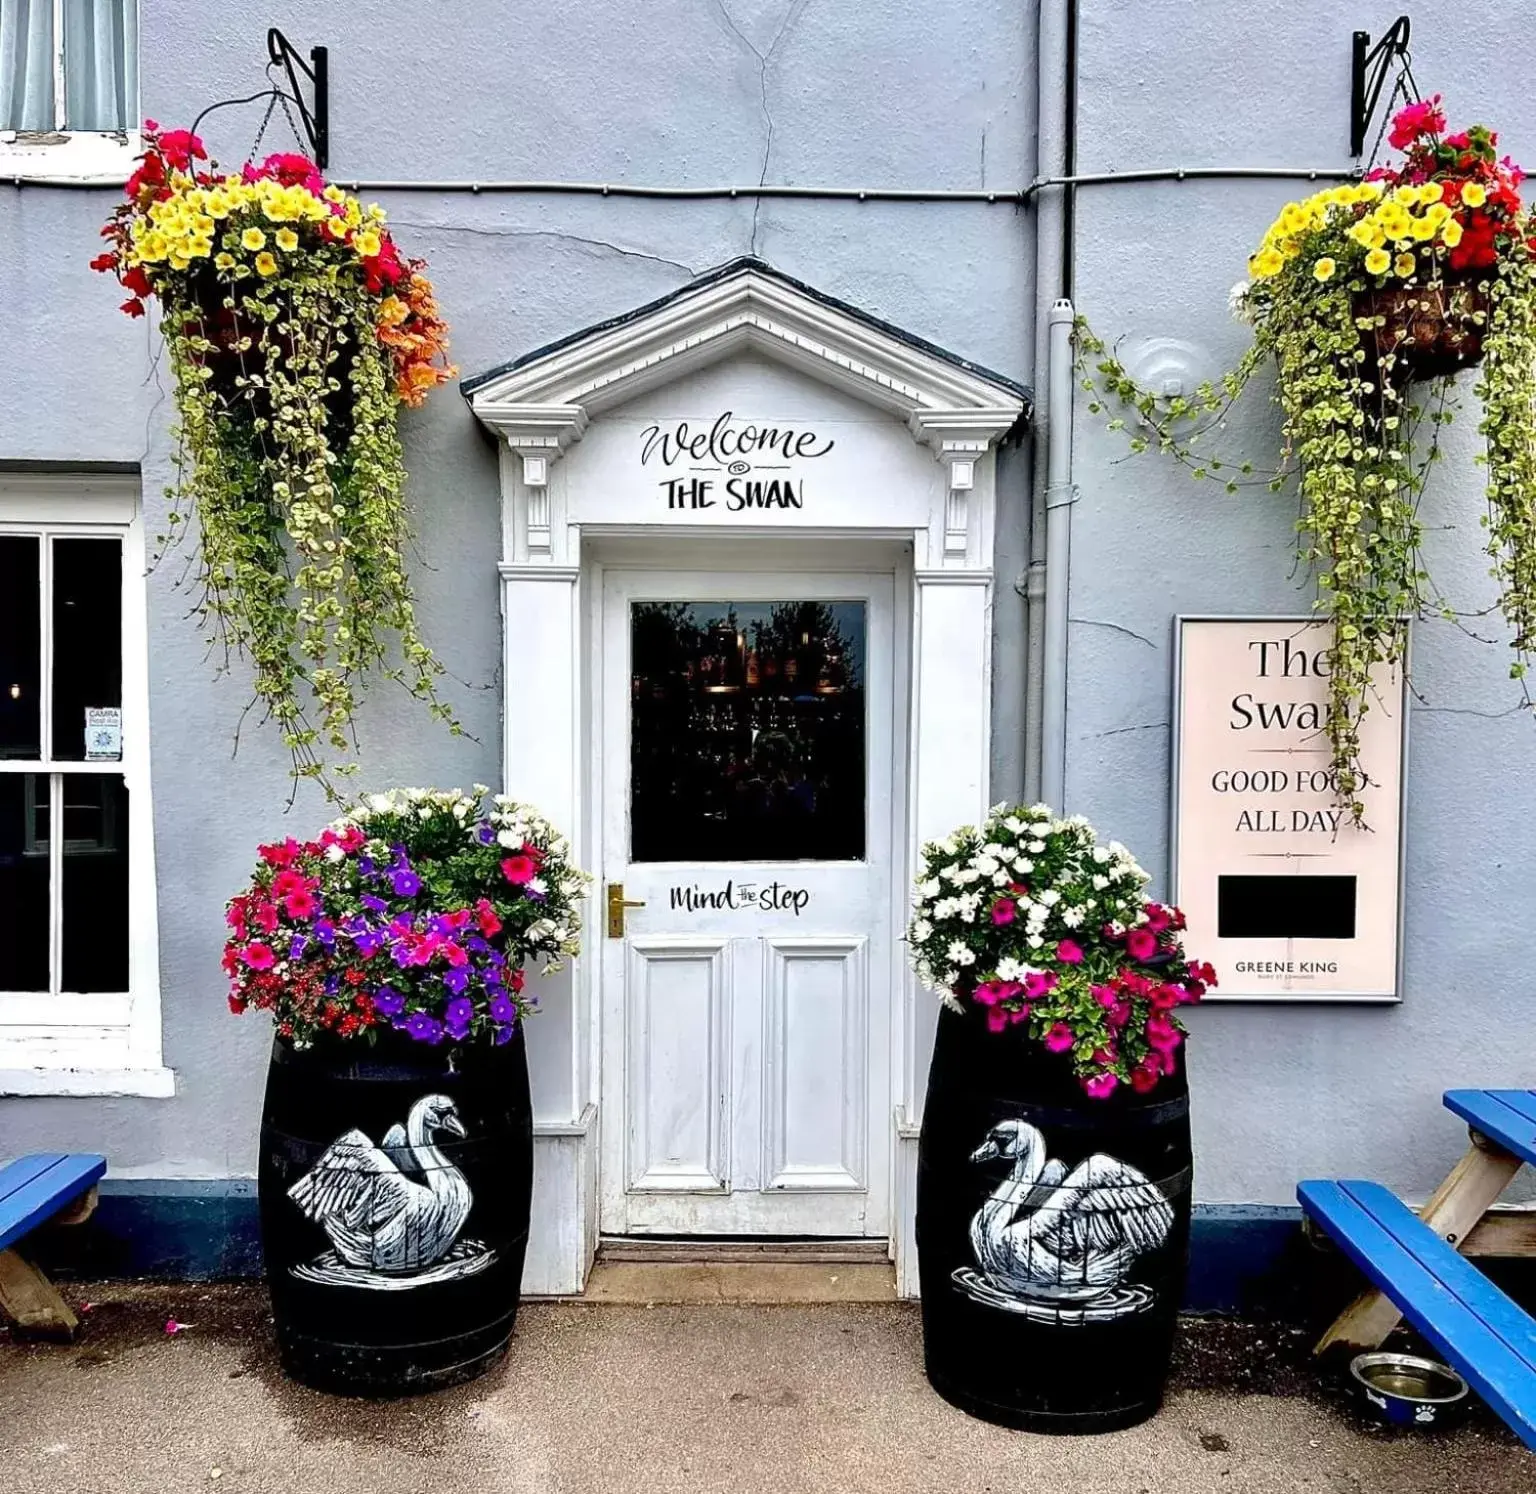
[1364,52,1422,173]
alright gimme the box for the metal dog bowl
[1349,1352,1470,1430]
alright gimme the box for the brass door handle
[606,882,647,938]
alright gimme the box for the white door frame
[589,552,909,1240]
[467,262,1026,1295]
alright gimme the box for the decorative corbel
[474,403,589,555]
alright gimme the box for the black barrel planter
[258,1025,533,1396]
[917,1004,1192,1433]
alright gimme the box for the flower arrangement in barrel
[225,788,589,1048]
[92,125,459,785]
[908,805,1214,1099]
[1079,97,1536,827]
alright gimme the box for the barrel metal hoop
[994,1093,1191,1131]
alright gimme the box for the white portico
[465,259,1027,1295]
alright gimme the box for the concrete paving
[1,1284,1529,1493]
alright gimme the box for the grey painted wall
[2,0,1532,1214]
[1067,0,1536,1204]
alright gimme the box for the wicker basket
[1356,281,1489,382]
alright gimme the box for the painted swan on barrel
[289,1094,488,1286]
[957,1119,1174,1318]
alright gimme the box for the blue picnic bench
[1300,1089,1536,1450]
[0,1153,107,1339]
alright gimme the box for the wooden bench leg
[1315,1136,1523,1355]
[0,1248,80,1340]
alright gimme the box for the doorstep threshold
[597,1235,891,1265]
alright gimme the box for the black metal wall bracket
[1350,17,1413,158]
[266,28,329,168]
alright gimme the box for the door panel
[599,569,893,1237]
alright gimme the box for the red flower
[1388,95,1445,151]
[1130,1061,1161,1094]
[271,868,309,900]
[240,942,276,971]
[259,839,300,868]
[1126,927,1158,961]
[228,993,247,1014]
[475,898,502,937]
[510,967,526,993]
[501,854,537,885]
[283,889,319,920]
[251,901,280,934]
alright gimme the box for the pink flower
[239,942,275,971]
[1130,1060,1161,1094]
[1090,1046,1117,1068]
[985,1008,1008,1033]
[501,854,537,885]
[1082,1072,1119,1101]
[283,890,319,920]
[991,897,1017,926]
[1108,1000,1132,1030]
[973,981,1002,1006]
[1008,1004,1031,1024]
[1146,1015,1183,1054]
[1143,904,1171,933]
[1056,939,1084,965]
[1092,984,1117,1010]
[1388,95,1445,150]
[164,1318,191,1335]
[1126,927,1158,962]
[1023,970,1057,999]
[1044,1022,1074,1054]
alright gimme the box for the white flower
[1027,840,1046,854]
[1060,907,1084,928]
[368,792,394,813]
[1229,278,1254,324]
[1030,803,1052,816]
[1013,857,1034,874]
[946,941,976,967]
[992,869,1013,887]
[996,957,1025,981]
[497,829,521,848]
[920,878,942,898]
[942,865,966,884]
[974,854,999,877]
[1091,846,1112,864]
[324,844,345,862]
[1038,888,1061,907]
[1106,920,1126,937]
[1092,874,1110,891]
[910,919,933,943]
[1003,817,1025,835]
[1026,934,1044,949]
[527,876,548,896]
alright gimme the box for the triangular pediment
[464,259,1028,451]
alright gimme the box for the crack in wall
[386,221,699,277]
[708,0,813,256]
[1071,616,1158,648]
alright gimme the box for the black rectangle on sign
[1217,875,1357,940]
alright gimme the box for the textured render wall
[0,1,1034,1173]
[1067,1,1536,1205]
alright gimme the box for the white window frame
[0,0,139,183]
[0,473,170,1096]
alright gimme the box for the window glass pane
[0,0,56,132]
[51,537,122,762]
[0,773,50,991]
[61,774,129,993]
[630,601,866,863]
[62,0,136,132]
[0,536,42,759]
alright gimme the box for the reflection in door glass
[630,601,866,862]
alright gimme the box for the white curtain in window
[0,0,57,132]
[64,0,136,131]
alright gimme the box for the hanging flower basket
[91,126,459,785]
[1077,96,1536,827]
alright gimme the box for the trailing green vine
[94,125,459,789]
[1076,99,1536,825]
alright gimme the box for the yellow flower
[1461,181,1487,208]
[354,229,382,258]
[205,191,230,219]
[1348,220,1377,248]
[322,184,346,203]
[1365,247,1391,275]
[1409,214,1437,242]
[1441,220,1464,248]
[1313,257,1336,282]
[254,251,279,277]
[1394,251,1417,278]
[1250,247,1285,278]
[1426,202,1453,227]
[275,228,300,252]
[215,251,236,271]
[241,227,266,251]
[1418,180,1444,204]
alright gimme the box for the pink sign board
[1172,618,1405,1002]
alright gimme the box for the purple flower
[359,855,376,877]
[404,1012,445,1044]
[288,933,309,961]
[488,992,517,1024]
[475,821,496,846]
[374,986,405,1017]
[353,930,384,958]
[361,893,388,915]
[466,935,489,955]
[492,1024,513,1046]
[313,920,336,949]
[391,868,422,898]
[323,974,340,996]
[444,996,474,1041]
[442,966,471,996]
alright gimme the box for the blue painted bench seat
[1444,1090,1536,1165]
[0,1153,107,1254]
[1299,1178,1536,1450]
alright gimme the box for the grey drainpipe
[1039,299,1076,810]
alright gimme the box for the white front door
[598,568,895,1236]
